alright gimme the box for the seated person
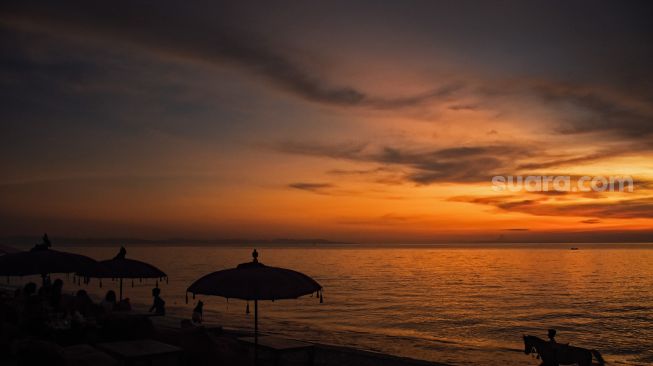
[50,279,63,311]
[73,290,94,317]
[115,298,132,312]
[100,290,117,314]
[19,282,37,305]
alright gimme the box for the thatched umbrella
[0,234,97,284]
[0,244,21,255]
[187,249,322,361]
[79,246,167,300]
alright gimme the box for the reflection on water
[12,245,653,365]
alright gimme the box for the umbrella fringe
[320,290,323,303]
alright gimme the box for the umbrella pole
[254,299,258,365]
[119,278,123,301]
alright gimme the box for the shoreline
[149,314,453,366]
[0,284,452,366]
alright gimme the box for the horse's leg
[541,354,558,366]
[577,351,590,366]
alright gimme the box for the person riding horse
[548,329,557,343]
[523,331,605,366]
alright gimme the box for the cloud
[276,141,369,160]
[0,1,462,110]
[516,151,620,170]
[453,195,653,219]
[531,82,653,138]
[327,167,407,185]
[337,213,426,226]
[479,79,653,139]
[276,139,653,192]
[288,182,334,194]
[277,141,535,184]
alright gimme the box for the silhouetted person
[50,278,63,310]
[101,290,117,314]
[548,329,557,343]
[74,290,94,317]
[116,297,132,312]
[149,288,165,315]
[23,282,37,298]
[192,300,203,324]
[21,282,38,312]
[21,282,45,334]
[37,280,51,299]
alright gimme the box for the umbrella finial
[114,246,127,259]
[31,233,52,251]
[252,249,259,263]
[42,233,51,247]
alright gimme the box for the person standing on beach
[192,300,203,324]
[149,288,165,315]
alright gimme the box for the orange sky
[1,2,653,243]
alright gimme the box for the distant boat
[570,247,579,250]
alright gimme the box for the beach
[4,244,652,365]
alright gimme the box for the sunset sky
[1,1,653,243]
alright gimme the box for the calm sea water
[10,244,653,365]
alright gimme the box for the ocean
[8,244,653,365]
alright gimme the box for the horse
[523,335,605,366]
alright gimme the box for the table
[238,336,314,366]
[96,339,182,366]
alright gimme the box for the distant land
[0,236,353,247]
[3,230,653,247]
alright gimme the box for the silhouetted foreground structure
[0,282,452,366]
[78,246,167,300]
[0,234,97,284]
[187,249,323,362]
[0,242,456,366]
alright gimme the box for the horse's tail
[591,349,605,366]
